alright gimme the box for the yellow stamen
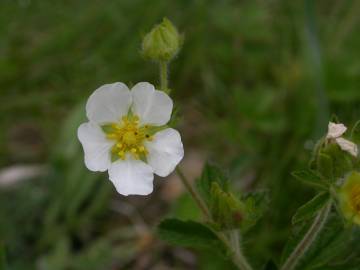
[104,114,152,160]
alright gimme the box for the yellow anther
[106,114,150,160]
[118,151,125,159]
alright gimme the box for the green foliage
[292,170,329,190]
[351,120,360,144]
[157,219,222,250]
[316,153,334,181]
[197,162,229,204]
[209,182,246,230]
[292,192,330,224]
[242,191,268,233]
[282,214,360,269]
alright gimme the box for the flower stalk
[281,200,332,270]
[157,29,253,270]
[160,61,169,93]
[175,167,253,270]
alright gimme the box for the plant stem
[175,167,252,270]
[175,167,211,219]
[280,200,332,270]
[163,59,252,270]
[159,60,168,92]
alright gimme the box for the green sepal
[101,124,114,134]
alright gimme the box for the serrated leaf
[292,170,329,189]
[242,190,268,232]
[157,219,222,250]
[209,182,245,230]
[321,143,353,179]
[292,192,330,224]
[197,163,229,204]
[281,213,354,269]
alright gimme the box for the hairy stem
[175,167,211,219]
[281,201,332,270]
[162,59,252,270]
[175,167,253,270]
[159,60,168,92]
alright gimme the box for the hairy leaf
[292,192,330,224]
[292,170,329,190]
[157,219,222,250]
[197,163,229,204]
[317,153,333,181]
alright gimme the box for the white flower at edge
[77,82,184,196]
[326,122,358,157]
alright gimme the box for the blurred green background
[1,0,360,269]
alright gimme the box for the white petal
[77,122,114,172]
[108,158,154,196]
[327,122,347,139]
[146,128,184,177]
[335,137,358,157]
[86,82,131,124]
[131,82,173,126]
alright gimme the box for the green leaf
[242,190,268,232]
[292,170,329,190]
[351,120,360,144]
[209,182,245,230]
[320,143,353,179]
[317,153,333,180]
[292,192,330,224]
[157,219,222,250]
[282,213,354,269]
[197,163,229,204]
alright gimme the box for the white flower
[77,82,184,196]
[326,122,358,157]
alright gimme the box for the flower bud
[210,182,245,230]
[338,171,360,225]
[142,18,182,62]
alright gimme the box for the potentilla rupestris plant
[77,18,360,270]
